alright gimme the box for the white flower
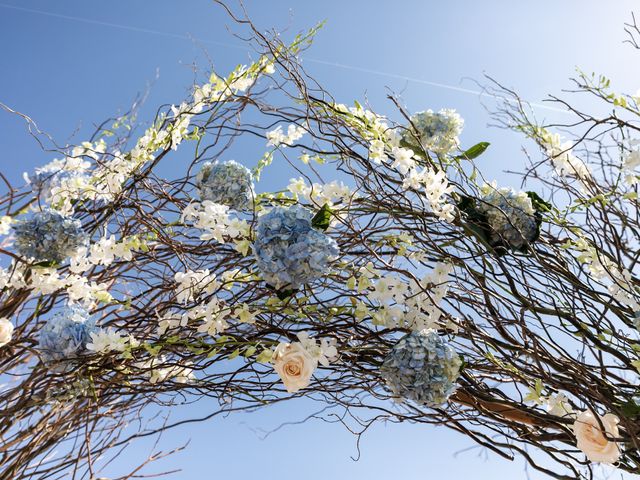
[542,133,591,181]
[296,332,338,367]
[287,178,311,198]
[0,216,12,236]
[272,341,317,393]
[194,298,230,336]
[266,124,306,147]
[174,269,217,303]
[623,141,640,185]
[390,146,416,174]
[181,201,248,243]
[401,167,454,222]
[139,356,196,384]
[368,139,387,164]
[0,318,14,347]
[156,310,189,335]
[545,393,574,417]
[573,410,620,464]
[288,178,353,207]
[233,304,256,324]
[86,328,129,353]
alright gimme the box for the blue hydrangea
[252,205,339,289]
[30,164,85,200]
[13,209,88,263]
[478,187,538,250]
[38,306,98,363]
[381,329,461,407]
[402,109,463,154]
[195,160,255,210]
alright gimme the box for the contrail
[0,2,567,113]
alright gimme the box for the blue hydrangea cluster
[38,306,98,363]
[381,329,461,407]
[13,209,88,263]
[252,205,339,289]
[30,164,85,200]
[478,187,538,250]
[195,160,255,210]
[403,109,464,154]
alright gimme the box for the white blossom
[86,328,130,353]
[174,269,218,304]
[266,124,306,147]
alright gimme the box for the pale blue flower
[13,209,88,263]
[38,306,98,363]
[29,164,86,200]
[252,205,339,289]
[195,160,254,210]
[381,329,461,407]
[403,109,463,154]
[478,188,538,250]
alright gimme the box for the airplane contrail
[0,2,567,113]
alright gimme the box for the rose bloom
[272,342,317,393]
[573,410,621,464]
[0,318,14,347]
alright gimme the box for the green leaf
[456,142,490,161]
[275,288,297,301]
[311,203,332,231]
[32,260,59,269]
[456,195,476,214]
[526,191,552,213]
[618,399,640,418]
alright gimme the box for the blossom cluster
[363,109,457,222]
[195,160,255,211]
[176,268,222,302]
[266,124,307,148]
[402,109,464,154]
[252,205,339,289]
[623,139,640,185]
[38,306,98,363]
[27,154,91,202]
[31,61,275,215]
[30,266,112,304]
[14,209,88,263]
[181,201,251,254]
[0,216,12,236]
[570,237,640,312]
[402,167,455,222]
[87,328,138,354]
[287,178,353,207]
[478,184,538,250]
[0,318,13,347]
[356,262,455,331]
[69,235,147,273]
[381,329,461,406]
[134,355,196,384]
[540,130,591,182]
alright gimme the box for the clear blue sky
[1,1,639,479]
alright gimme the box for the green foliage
[526,191,552,213]
[456,142,490,161]
[311,203,333,231]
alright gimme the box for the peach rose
[573,410,620,464]
[272,342,316,393]
[0,318,13,348]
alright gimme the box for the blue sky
[1,1,640,479]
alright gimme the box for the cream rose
[272,342,317,393]
[0,318,14,347]
[573,410,620,464]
